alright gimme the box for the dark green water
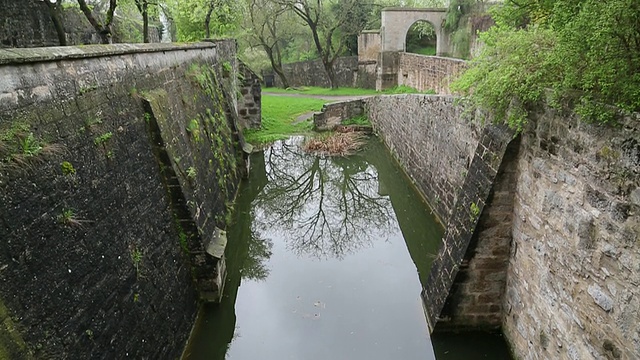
[182,136,512,360]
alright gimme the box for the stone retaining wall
[366,92,640,358]
[397,54,467,94]
[366,94,479,220]
[504,110,640,359]
[274,56,358,88]
[0,41,245,359]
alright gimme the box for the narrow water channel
[183,136,512,360]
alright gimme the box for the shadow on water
[183,136,511,360]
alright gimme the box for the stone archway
[381,8,450,56]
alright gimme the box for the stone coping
[381,7,446,12]
[0,42,218,65]
[400,52,468,63]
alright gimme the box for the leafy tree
[132,0,154,43]
[452,0,640,130]
[77,0,118,44]
[165,0,240,41]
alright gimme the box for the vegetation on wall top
[451,0,640,131]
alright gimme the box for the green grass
[342,114,371,126]
[407,45,437,56]
[244,95,327,145]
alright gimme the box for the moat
[182,137,511,359]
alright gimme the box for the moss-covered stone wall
[0,41,243,359]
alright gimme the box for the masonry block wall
[0,0,161,48]
[366,94,479,221]
[0,42,243,359]
[420,125,515,331]
[238,61,262,129]
[275,56,358,88]
[397,54,467,94]
[313,100,365,131]
[366,94,515,331]
[438,137,519,331]
[504,109,640,359]
[0,0,59,47]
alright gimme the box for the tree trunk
[77,0,117,44]
[263,46,290,88]
[274,68,290,89]
[142,2,149,43]
[205,2,215,38]
[323,60,337,89]
[44,1,67,46]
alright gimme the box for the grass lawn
[244,95,327,145]
[408,46,436,56]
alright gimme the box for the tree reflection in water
[240,230,273,281]
[251,137,394,260]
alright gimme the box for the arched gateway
[381,8,450,56]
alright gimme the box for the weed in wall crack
[186,166,197,181]
[130,247,143,278]
[94,132,113,146]
[470,202,481,222]
[57,208,91,227]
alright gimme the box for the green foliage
[452,26,558,132]
[177,225,189,254]
[1,122,63,168]
[453,0,640,130]
[166,0,240,41]
[470,202,480,221]
[222,61,232,74]
[57,208,83,227]
[444,0,476,32]
[94,132,113,146]
[186,166,197,180]
[451,28,471,59]
[18,133,42,157]
[405,21,436,55]
[60,161,76,175]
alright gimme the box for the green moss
[186,119,201,143]
[60,161,76,175]
[0,301,30,360]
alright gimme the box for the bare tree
[252,138,394,259]
[244,0,292,88]
[77,0,118,44]
[274,0,366,89]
